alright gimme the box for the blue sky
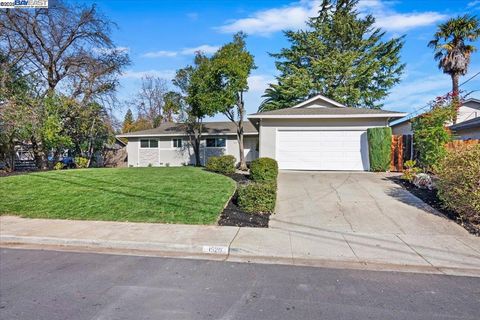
[83,0,480,121]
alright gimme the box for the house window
[140,139,158,148]
[172,138,183,148]
[206,138,226,148]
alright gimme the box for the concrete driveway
[271,171,469,236]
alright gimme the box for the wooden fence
[390,135,413,172]
[445,139,480,150]
[390,137,479,172]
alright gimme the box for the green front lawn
[0,167,236,224]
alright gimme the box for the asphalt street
[1,248,479,320]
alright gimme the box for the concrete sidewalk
[1,215,480,277]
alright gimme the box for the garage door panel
[277,130,369,171]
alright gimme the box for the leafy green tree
[260,0,404,111]
[174,54,216,166]
[428,15,480,122]
[163,91,182,122]
[202,32,256,170]
[412,96,456,171]
[122,109,134,133]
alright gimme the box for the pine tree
[260,0,405,111]
[122,109,134,133]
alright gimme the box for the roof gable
[291,94,346,109]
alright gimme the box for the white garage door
[277,130,369,171]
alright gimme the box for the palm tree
[428,15,480,122]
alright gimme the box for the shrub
[413,173,432,190]
[53,162,64,170]
[367,127,392,172]
[401,160,421,182]
[411,103,455,171]
[74,156,88,169]
[206,155,236,175]
[436,145,480,225]
[237,181,277,213]
[250,157,278,182]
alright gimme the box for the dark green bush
[250,157,278,181]
[237,181,277,213]
[436,145,480,225]
[367,127,392,172]
[205,155,236,175]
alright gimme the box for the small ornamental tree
[412,96,456,171]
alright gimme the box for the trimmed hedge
[249,157,278,182]
[237,181,277,214]
[436,145,480,225]
[367,127,392,172]
[206,155,236,175]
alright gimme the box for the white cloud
[468,0,480,7]
[143,45,220,58]
[217,0,320,36]
[121,69,176,79]
[217,0,446,35]
[247,74,276,92]
[359,0,446,31]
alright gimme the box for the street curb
[2,235,480,278]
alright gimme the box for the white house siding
[126,139,139,167]
[126,135,259,167]
[258,118,389,160]
[391,121,412,135]
[457,102,480,123]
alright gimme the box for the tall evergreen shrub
[367,127,392,171]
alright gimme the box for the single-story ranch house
[117,95,406,171]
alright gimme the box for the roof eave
[248,113,407,119]
[116,132,259,138]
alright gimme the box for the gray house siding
[126,135,259,167]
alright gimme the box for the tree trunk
[451,73,460,124]
[31,136,46,170]
[237,93,247,171]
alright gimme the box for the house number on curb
[202,245,229,254]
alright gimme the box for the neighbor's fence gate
[390,134,413,172]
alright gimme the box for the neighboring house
[390,98,480,137]
[118,95,405,171]
[449,117,480,140]
[117,122,259,167]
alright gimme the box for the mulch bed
[217,172,270,228]
[390,176,479,236]
[0,170,37,177]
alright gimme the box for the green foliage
[428,15,480,89]
[249,157,278,182]
[237,181,277,214]
[206,155,236,175]
[367,127,392,172]
[260,0,404,111]
[401,160,421,182]
[412,104,455,171]
[436,145,480,225]
[74,156,89,169]
[54,162,64,170]
[122,109,134,133]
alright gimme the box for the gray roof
[250,107,405,117]
[118,121,258,137]
[450,117,480,131]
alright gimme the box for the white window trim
[140,139,159,149]
[205,137,226,148]
[172,138,183,148]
